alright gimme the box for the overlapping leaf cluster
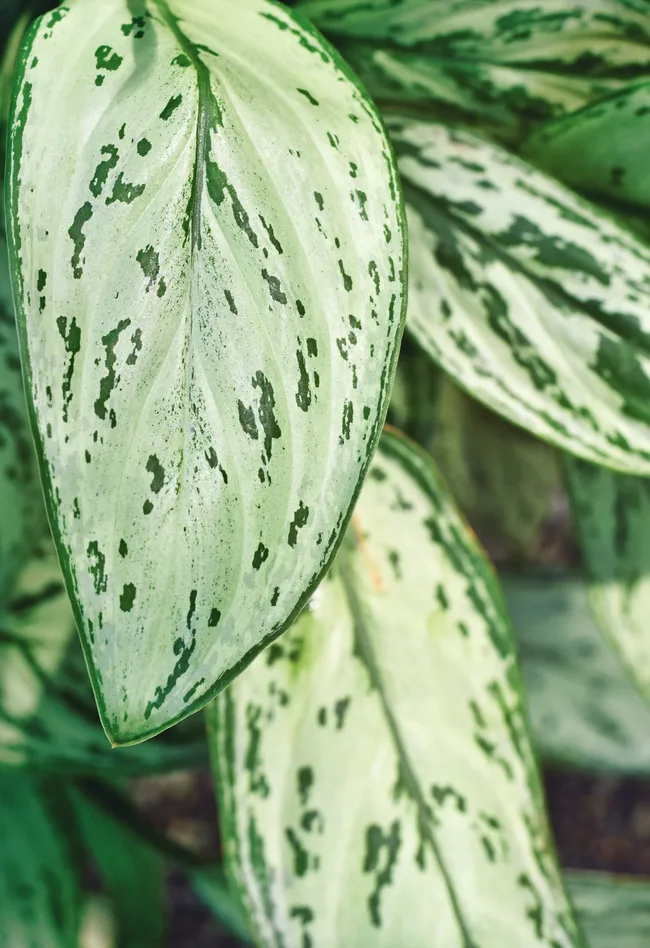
[3,1,650,947]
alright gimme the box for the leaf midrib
[338,545,476,948]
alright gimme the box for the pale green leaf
[297,0,650,143]
[0,541,207,773]
[210,431,584,948]
[524,82,650,211]
[391,116,650,474]
[505,574,650,776]
[566,872,650,948]
[564,455,650,704]
[8,0,405,744]
[0,772,81,948]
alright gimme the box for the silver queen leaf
[7,0,405,744]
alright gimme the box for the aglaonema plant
[4,0,650,946]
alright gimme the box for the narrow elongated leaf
[505,575,650,776]
[392,116,650,474]
[71,786,166,948]
[564,455,650,704]
[191,868,252,944]
[0,21,44,602]
[335,46,627,146]
[0,772,81,948]
[297,0,650,142]
[0,541,207,774]
[431,378,559,561]
[211,431,584,948]
[298,0,650,54]
[566,872,650,948]
[8,0,405,744]
[525,82,650,211]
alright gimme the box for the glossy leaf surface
[564,456,650,704]
[506,575,650,777]
[393,116,650,474]
[211,432,584,948]
[8,0,405,743]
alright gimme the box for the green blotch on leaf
[95,45,123,72]
[136,245,160,290]
[87,540,107,594]
[90,144,119,197]
[285,828,310,877]
[297,88,319,106]
[56,315,81,422]
[363,821,402,928]
[137,138,152,157]
[297,766,314,805]
[237,401,259,441]
[106,173,146,206]
[160,94,183,120]
[120,583,136,612]
[288,501,309,548]
[261,269,287,305]
[253,542,269,570]
[95,319,131,424]
[146,455,165,493]
[295,349,311,412]
[68,202,93,279]
[144,632,197,720]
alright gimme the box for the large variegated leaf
[564,455,650,704]
[506,575,650,777]
[525,82,650,210]
[8,0,405,744]
[567,872,650,948]
[0,773,81,948]
[210,431,584,948]
[0,541,207,773]
[297,0,650,51]
[297,0,650,143]
[391,116,650,474]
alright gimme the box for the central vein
[153,0,211,251]
[338,544,477,948]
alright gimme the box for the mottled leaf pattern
[525,81,650,210]
[564,455,650,704]
[211,432,584,948]
[507,575,650,777]
[392,116,650,474]
[297,0,650,142]
[8,0,405,743]
[0,773,80,948]
[567,872,650,948]
[0,541,207,773]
